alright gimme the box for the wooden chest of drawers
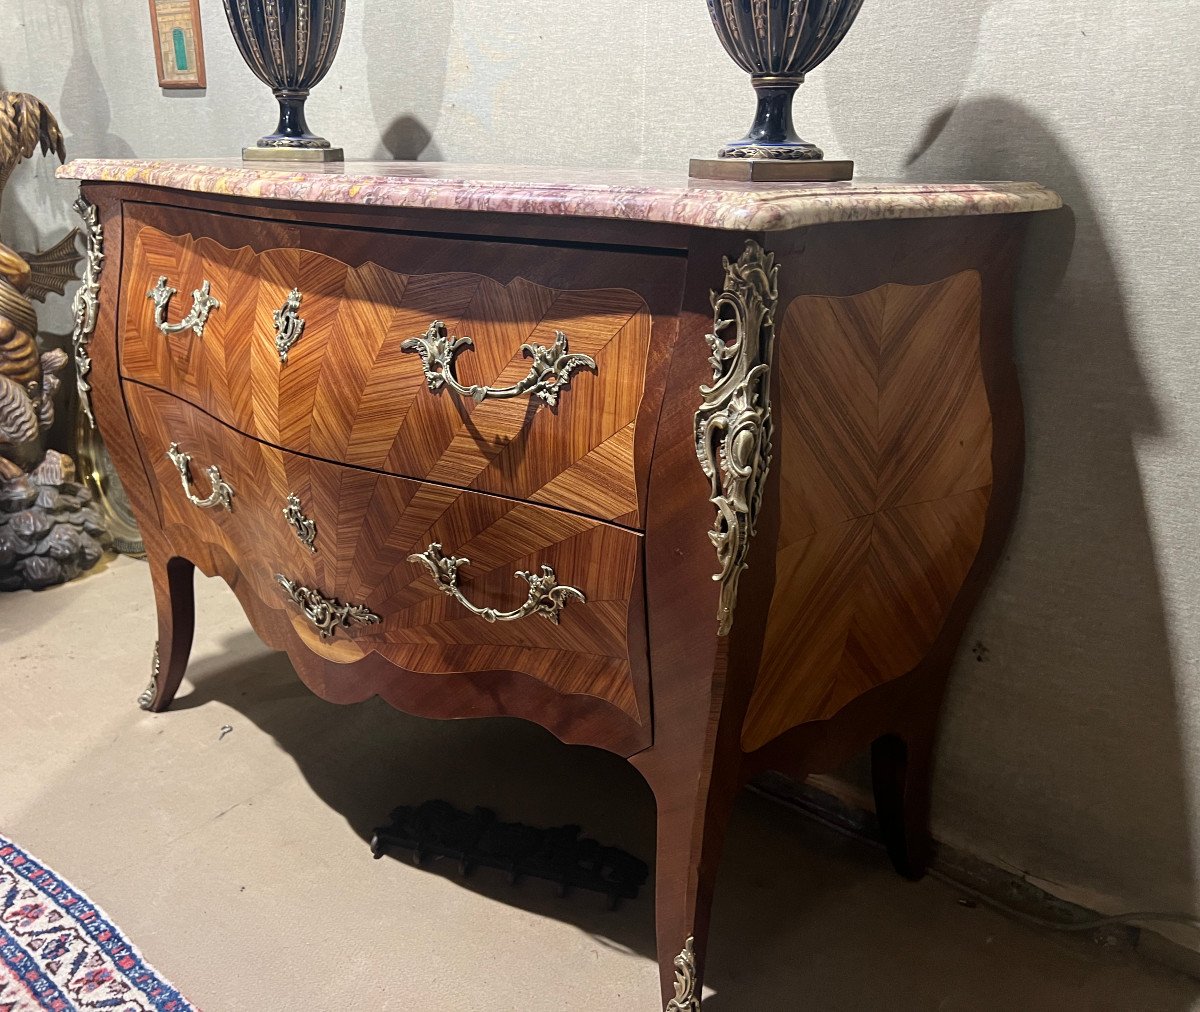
[59,159,1059,1009]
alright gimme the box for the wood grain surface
[743,270,992,751]
[123,381,650,731]
[119,222,659,526]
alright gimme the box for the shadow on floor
[170,630,661,960]
[163,627,1200,1010]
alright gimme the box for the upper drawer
[118,203,685,528]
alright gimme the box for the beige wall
[5,0,1200,934]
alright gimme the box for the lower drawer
[123,382,650,750]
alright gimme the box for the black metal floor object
[370,800,649,909]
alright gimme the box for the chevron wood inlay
[743,271,993,751]
[119,225,653,525]
[124,381,648,723]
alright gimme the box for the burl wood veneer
[59,158,1059,1010]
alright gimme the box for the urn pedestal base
[689,157,854,183]
[242,146,345,164]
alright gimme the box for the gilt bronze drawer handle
[166,443,234,512]
[275,574,381,640]
[401,320,596,407]
[147,275,220,338]
[408,542,585,625]
[273,288,305,364]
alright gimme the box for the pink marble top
[57,158,1061,232]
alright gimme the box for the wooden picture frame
[148,0,207,90]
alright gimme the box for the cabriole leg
[139,553,195,712]
[640,764,740,1010]
[871,728,935,880]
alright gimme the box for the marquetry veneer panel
[744,271,993,750]
[120,225,653,525]
[124,382,648,724]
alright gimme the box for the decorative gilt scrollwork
[666,936,700,1011]
[694,240,779,637]
[275,574,380,640]
[138,641,160,711]
[70,196,103,429]
[283,493,317,552]
[273,287,305,363]
[408,542,585,625]
[166,442,235,512]
[147,275,220,338]
[400,320,596,407]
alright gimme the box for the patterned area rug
[0,834,195,1011]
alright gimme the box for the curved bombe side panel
[745,270,993,750]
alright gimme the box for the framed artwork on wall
[148,0,207,89]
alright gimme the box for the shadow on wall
[59,0,136,162]
[919,96,1192,927]
[364,0,449,160]
[31,0,136,452]
[821,0,995,168]
[824,4,1194,937]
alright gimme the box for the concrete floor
[2,555,1199,1011]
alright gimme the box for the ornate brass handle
[408,542,585,625]
[400,321,596,407]
[166,443,234,512]
[276,575,380,640]
[147,275,220,338]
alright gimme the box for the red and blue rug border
[0,833,194,1011]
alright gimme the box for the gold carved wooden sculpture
[0,91,108,590]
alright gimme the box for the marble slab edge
[57,159,1063,233]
